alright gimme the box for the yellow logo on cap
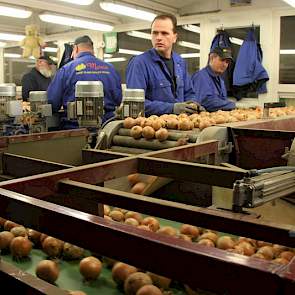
[75,63,86,71]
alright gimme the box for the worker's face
[209,54,230,75]
[37,60,53,78]
[151,18,177,59]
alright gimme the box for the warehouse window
[225,26,260,60]
[279,16,295,84]
[104,24,200,83]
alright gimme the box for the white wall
[177,4,295,106]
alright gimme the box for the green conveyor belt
[1,249,188,294]
[0,216,188,295]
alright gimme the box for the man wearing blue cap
[191,47,236,112]
[47,35,122,129]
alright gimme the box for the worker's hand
[173,102,197,114]
[185,100,206,112]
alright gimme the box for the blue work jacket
[47,52,122,128]
[233,29,269,93]
[191,66,235,112]
[126,48,196,116]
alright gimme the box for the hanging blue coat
[210,30,235,97]
[126,48,196,116]
[191,66,235,112]
[233,29,269,98]
[47,52,122,129]
[210,30,232,51]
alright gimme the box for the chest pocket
[156,79,171,88]
[151,79,172,101]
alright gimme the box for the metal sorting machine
[0,83,23,135]
[25,91,53,133]
[0,141,294,294]
[98,120,231,161]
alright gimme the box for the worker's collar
[150,48,176,62]
[76,51,94,59]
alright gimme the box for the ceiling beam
[120,0,178,14]
[0,24,25,34]
[2,0,121,24]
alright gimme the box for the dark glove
[173,102,198,114]
[185,100,206,112]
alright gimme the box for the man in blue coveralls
[126,14,203,116]
[47,35,122,129]
[191,47,236,112]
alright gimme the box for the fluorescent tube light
[280,49,295,54]
[126,31,151,40]
[182,24,201,34]
[105,57,127,63]
[178,41,200,50]
[283,0,295,8]
[0,33,25,41]
[4,53,21,58]
[43,47,58,53]
[180,53,200,58]
[56,0,94,5]
[0,4,32,18]
[39,13,113,32]
[104,53,113,58]
[119,48,143,55]
[100,2,156,21]
[230,37,243,46]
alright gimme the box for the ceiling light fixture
[4,53,21,58]
[280,49,295,54]
[100,1,157,21]
[283,0,295,8]
[119,48,143,55]
[182,24,201,34]
[0,4,32,18]
[104,53,113,58]
[126,31,151,40]
[178,41,200,50]
[0,33,25,41]
[57,0,95,5]
[104,57,127,63]
[230,37,243,46]
[180,53,200,58]
[39,13,113,31]
[42,47,58,53]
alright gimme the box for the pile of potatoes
[123,106,295,133]
[124,116,169,141]
[1,212,294,295]
[104,207,295,266]
[104,206,295,294]
[0,217,93,294]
